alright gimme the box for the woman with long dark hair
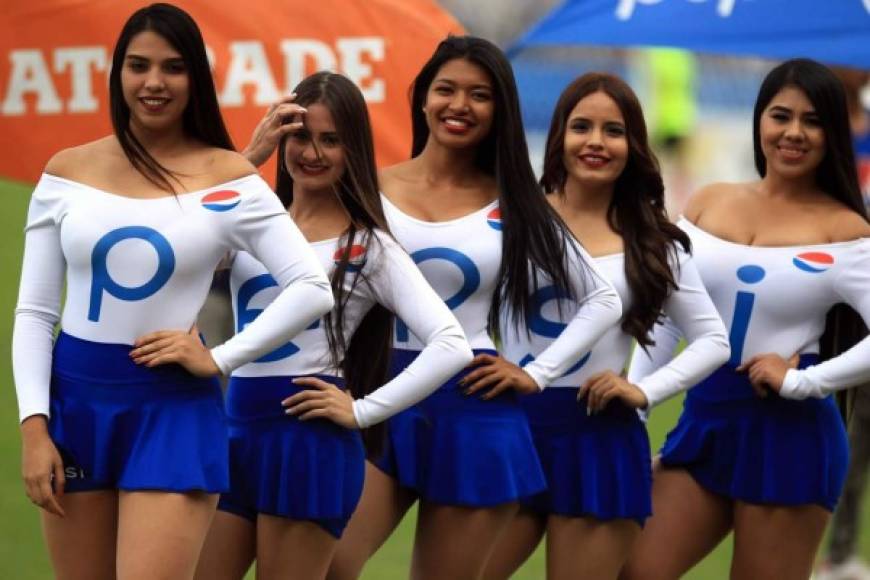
[320,36,622,580]
[194,71,472,580]
[624,59,870,580]
[12,4,334,579]
[474,72,729,579]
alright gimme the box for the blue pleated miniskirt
[660,355,849,511]
[373,348,546,507]
[520,387,652,525]
[48,331,228,493]
[217,375,364,538]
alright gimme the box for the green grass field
[1,177,868,578]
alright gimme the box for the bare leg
[255,515,336,580]
[621,463,732,580]
[411,500,518,580]
[480,507,545,580]
[116,491,218,580]
[548,515,639,580]
[42,490,118,580]
[730,501,829,580]
[327,462,416,580]
[194,510,255,580]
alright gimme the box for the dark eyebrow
[770,104,818,117]
[568,116,624,126]
[432,78,492,91]
[125,54,184,64]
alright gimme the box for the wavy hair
[541,72,689,345]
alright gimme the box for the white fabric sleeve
[780,241,870,399]
[351,234,473,428]
[12,179,65,422]
[210,178,333,374]
[630,251,730,408]
[522,240,623,389]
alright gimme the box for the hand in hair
[579,371,648,414]
[737,353,801,397]
[131,326,220,377]
[459,353,540,400]
[242,93,307,167]
[283,377,358,429]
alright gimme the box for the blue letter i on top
[728,265,765,366]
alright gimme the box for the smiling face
[121,30,189,135]
[282,102,346,195]
[562,90,629,192]
[422,58,495,150]
[759,85,826,179]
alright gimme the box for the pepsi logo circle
[334,244,367,272]
[793,252,834,273]
[201,190,241,212]
[487,207,502,231]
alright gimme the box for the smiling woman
[10,4,334,580]
[423,58,495,147]
[758,87,826,178]
[121,31,190,133]
[320,36,623,580]
[624,58,870,580]
[195,71,472,580]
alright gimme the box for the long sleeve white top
[629,218,870,401]
[229,229,473,428]
[505,247,729,407]
[12,173,333,422]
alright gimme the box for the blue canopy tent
[509,0,870,69]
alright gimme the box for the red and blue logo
[334,244,367,272]
[201,190,241,212]
[793,251,834,273]
[487,207,502,231]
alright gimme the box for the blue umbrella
[509,0,870,70]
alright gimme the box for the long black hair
[754,58,867,418]
[410,35,580,336]
[109,3,234,192]
[541,73,690,346]
[276,72,392,455]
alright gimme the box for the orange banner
[0,0,463,184]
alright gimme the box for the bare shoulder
[205,148,258,183]
[826,205,870,242]
[43,137,117,180]
[683,182,749,222]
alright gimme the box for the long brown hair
[540,72,690,346]
[276,72,392,455]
